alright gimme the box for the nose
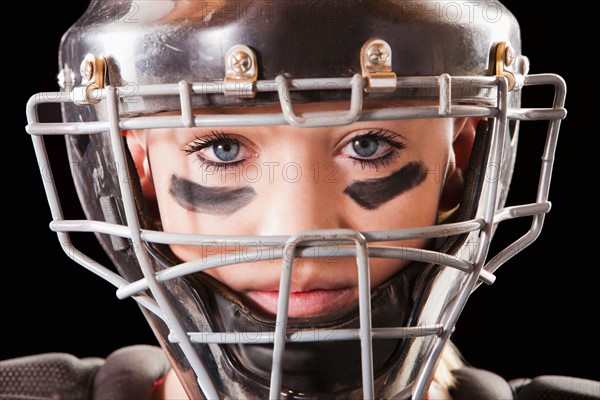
[256,161,346,237]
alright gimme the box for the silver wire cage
[25,72,566,399]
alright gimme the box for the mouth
[245,288,358,318]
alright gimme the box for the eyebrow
[169,174,257,215]
[343,162,427,210]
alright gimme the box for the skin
[127,101,477,320]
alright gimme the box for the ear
[438,117,479,217]
[124,130,158,216]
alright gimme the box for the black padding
[510,375,600,400]
[450,367,515,400]
[0,352,103,400]
[93,345,171,400]
[434,120,492,255]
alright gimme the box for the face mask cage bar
[25,71,566,399]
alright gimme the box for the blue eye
[213,140,240,161]
[341,129,405,171]
[352,137,379,157]
[184,132,249,171]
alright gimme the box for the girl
[6,1,590,399]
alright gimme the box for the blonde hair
[432,340,465,395]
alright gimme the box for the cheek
[146,139,254,234]
[344,172,441,230]
[343,176,441,286]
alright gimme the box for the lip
[245,288,358,318]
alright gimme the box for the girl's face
[127,102,475,319]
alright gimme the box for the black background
[4,0,596,386]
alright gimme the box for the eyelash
[348,129,405,171]
[183,128,406,172]
[183,131,244,172]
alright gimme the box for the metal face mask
[25,1,567,399]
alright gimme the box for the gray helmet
[25,1,566,398]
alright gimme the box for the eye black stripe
[169,174,256,215]
[343,162,427,210]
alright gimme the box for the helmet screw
[228,50,253,74]
[504,45,515,67]
[366,43,389,65]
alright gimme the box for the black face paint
[344,161,427,210]
[169,174,256,215]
